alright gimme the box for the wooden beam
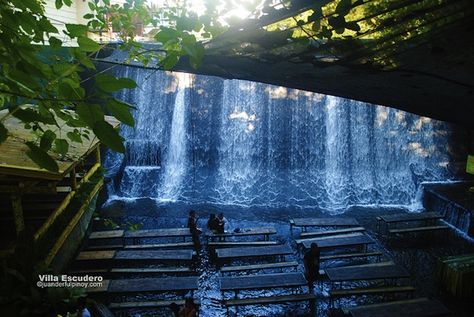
[70,167,77,190]
[81,163,101,184]
[95,145,101,164]
[34,162,101,242]
[44,178,104,267]
[34,190,75,241]
[11,194,25,235]
[0,164,63,181]
[0,183,57,194]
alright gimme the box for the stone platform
[423,182,474,238]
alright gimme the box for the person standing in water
[216,212,226,234]
[207,213,219,232]
[187,210,202,234]
[303,242,320,291]
[187,210,201,251]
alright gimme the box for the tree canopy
[0,0,237,171]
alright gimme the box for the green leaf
[52,62,77,77]
[92,120,125,153]
[95,74,137,92]
[176,16,201,32]
[0,122,8,143]
[67,118,87,128]
[67,131,82,143]
[65,24,88,37]
[55,0,63,10]
[72,49,96,69]
[182,39,205,69]
[12,108,55,125]
[59,78,85,99]
[40,130,56,151]
[345,21,361,32]
[160,52,180,70]
[318,26,333,39]
[467,155,474,174]
[336,0,352,14]
[54,138,69,156]
[312,20,321,32]
[77,36,100,52]
[19,0,43,12]
[76,104,104,127]
[154,27,179,44]
[328,15,346,30]
[49,36,62,49]
[8,68,39,92]
[106,99,135,126]
[189,43,204,69]
[64,0,72,5]
[25,142,59,172]
[39,17,59,34]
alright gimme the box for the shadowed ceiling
[101,0,474,126]
[175,0,474,127]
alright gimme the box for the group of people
[187,210,227,250]
[187,209,320,290]
[188,209,320,290]
[187,210,226,234]
[73,211,319,317]
[206,213,226,233]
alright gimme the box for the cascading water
[216,80,264,205]
[103,66,467,211]
[159,73,189,201]
[325,96,350,208]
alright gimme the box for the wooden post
[95,145,101,164]
[70,167,77,190]
[11,194,25,235]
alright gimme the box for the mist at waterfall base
[102,66,466,213]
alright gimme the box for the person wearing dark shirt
[216,212,225,234]
[207,213,218,232]
[187,210,201,234]
[303,242,320,291]
[187,210,201,251]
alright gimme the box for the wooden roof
[0,107,119,181]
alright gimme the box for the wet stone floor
[89,200,474,317]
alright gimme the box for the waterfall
[325,96,351,208]
[159,73,189,201]
[102,66,467,211]
[216,80,263,205]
